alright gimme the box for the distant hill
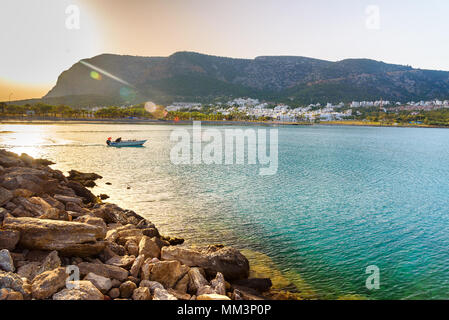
[15,52,449,107]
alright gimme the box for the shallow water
[1,123,449,299]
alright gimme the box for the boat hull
[107,140,147,147]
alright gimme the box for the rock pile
[0,149,295,300]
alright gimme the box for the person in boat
[115,137,122,143]
[106,137,112,145]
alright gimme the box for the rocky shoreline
[0,149,297,300]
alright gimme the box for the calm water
[1,123,449,299]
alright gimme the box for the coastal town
[165,97,449,122]
[2,96,449,127]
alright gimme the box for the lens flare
[90,71,101,80]
[80,60,134,87]
[144,101,157,113]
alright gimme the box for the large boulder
[161,245,249,280]
[31,267,67,299]
[0,167,59,195]
[2,216,106,256]
[53,280,104,300]
[16,197,59,218]
[77,262,129,281]
[149,260,189,288]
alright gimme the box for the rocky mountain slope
[41,51,449,106]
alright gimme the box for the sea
[1,122,449,299]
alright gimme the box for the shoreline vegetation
[0,149,300,300]
[3,100,449,129]
[0,116,447,129]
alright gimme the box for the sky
[1,0,449,101]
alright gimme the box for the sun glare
[0,125,48,158]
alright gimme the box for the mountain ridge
[14,51,449,107]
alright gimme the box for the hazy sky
[1,0,449,101]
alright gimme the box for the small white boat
[106,139,147,147]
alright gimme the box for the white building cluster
[350,100,391,108]
[165,102,202,112]
[163,97,449,122]
[217,100,352,122]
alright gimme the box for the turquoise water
[1,123,449,299]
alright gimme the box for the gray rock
[139,280,164,293]
[0,270,26,294]
[84,272,112,293]
[0,249,15,272]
